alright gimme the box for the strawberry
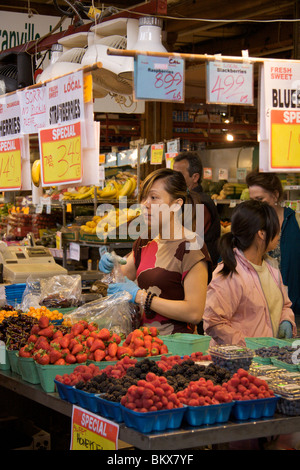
[88,322,98,332]
[110,333,122,344]
[50,348,63,364]
[133,337,144,348]
[90,339,105,352]
[94,349,106,362]
[116,346,131,360]
[37,352,50,365]
[98,328,111,341]
[54,358,66,365]
[133,347,148,357]
[71,322,84,336]
[150,347,159,356]
[86,336,95,348]
[108,342,118,358]
[30,324,40,335]
[38,316,50,329]
[76,352,87,363]
[65,353,77,364]
[37,326,54,338]
[159,345,168,354]
[149,326,158,337]
[53,330,63,339]
[58,336,70,349]
[72,343,84,355]
[28,334,38,344]
[19,346,32,358]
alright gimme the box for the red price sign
[39,121,82,186]
[134,55,185,102]
[0,137,22,190]
[206,61,254,105]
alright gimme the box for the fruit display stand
[2,368,300,450]
[3,321,300,450]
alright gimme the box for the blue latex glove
[278,321,293,339]
[107,277,140,303]
[98,251,126,273]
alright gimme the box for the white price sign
[206,60,254,105]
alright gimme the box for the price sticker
[206,60,254,105]
[39,121,82,186]
[270,109,300,170]
[134,55,185,102]
[0,137,22,190]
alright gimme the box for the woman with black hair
[203,200,296,346]
[246,169,300,316]
[99,168,211,335]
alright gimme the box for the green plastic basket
[7,349,21,374]
[35,363,78,393]
[271,357,300,372]
[245,337,292,348]
[18,356,40,384]
[157,334,211,356]
[0,347,10,370]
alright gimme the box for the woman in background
[203,200,296,346]
[246,169,300,316]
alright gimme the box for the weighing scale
[0,242,67,283]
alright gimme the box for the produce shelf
[2,369,300,450]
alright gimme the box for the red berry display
[177,378,233,406]
[223,369,275,401]
[121,373,183,412]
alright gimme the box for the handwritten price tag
[71,406,119,450]
[270,109,300,170]
[206,61,254,105]
[39,121,82,186]
[0,137,22,190]
[134,55,185,102]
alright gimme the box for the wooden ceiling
[0,0,298,146]
[0,0,298,59]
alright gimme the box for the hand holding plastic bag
[63,291,138,337]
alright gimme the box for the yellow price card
[39,121,82,186]
[70,406,119,450]
[0,137,22,190]
[270,110,300,170]
[151,144,164,165]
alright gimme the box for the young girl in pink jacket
[203,200,296,346]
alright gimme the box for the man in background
[173,151,220,269]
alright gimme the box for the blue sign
[134,54,185,102]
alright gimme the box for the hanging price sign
[134,55,185,102]
[206,60,254,105]
[71,406,119,450]
[0,137,22,190]
[39,121,82,186]
[270,109,300,169]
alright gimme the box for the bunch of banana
[118,176,137,198]
[212,183,247,200]
[81,215,103,234]
[62,186,96,200]
[31,160,41,187]
[97,180,119,199]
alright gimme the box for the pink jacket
[203,249,297,346]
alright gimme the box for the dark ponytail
[219,200,280,276]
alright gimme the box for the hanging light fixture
[118,16,168,81]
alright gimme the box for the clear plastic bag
[39,274,82,308]
[21,275,43,311]
[63,291,136,337]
